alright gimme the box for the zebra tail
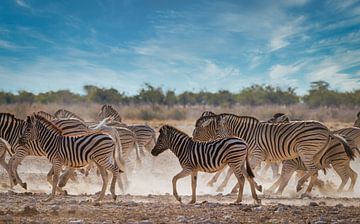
[113,129,126,171]
[245,154,255,178]
[332,134,355,161]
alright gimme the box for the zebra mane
[54,109,84,121]
[160,125,190,138]
[200,111,216,117]
[195,113,259,128]
[194,115,218,127]
[33,114,63,135]
[37,111,56,120]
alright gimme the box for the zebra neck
[168,133,191,159]
[36,123,61,154]
[0,118,26,146]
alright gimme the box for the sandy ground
[0,121,360,223]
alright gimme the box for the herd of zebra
[0,106,359,205]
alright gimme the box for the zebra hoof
[21,182,27,190]
[300,193,311,199]
[113,195,117,201]
[257,185,263,192]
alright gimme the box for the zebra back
[0,113,26,148]
[37,111,56,120]
[200,111,216,117]
[54,109,84,122]
[98,105,122,122]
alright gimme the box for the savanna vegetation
[0,81,359,122]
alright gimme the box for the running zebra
[98,104,156,153]
[266,113,360,194]
[151,125,260,204]
[18,114,123,203]
[192,113,352,196]
[0,113,28,188]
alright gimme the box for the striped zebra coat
[192,113,352,195]
[151,125,260,204]
[98,104,156,153]
[266,113,360,194]
[18,114,123,203]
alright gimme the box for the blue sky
[0,0,359,95]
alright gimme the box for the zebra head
[267,113,290,123]
[18,115,37,145]
[151,125,171,156]
[354,112,360,128]
[192,115,219,141]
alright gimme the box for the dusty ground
[0,121,360,223]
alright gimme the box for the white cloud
[307,60,360,92]
[0,39,19,50]
[269,16,305,52]
[15,0,30,8]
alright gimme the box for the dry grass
[0,103,358,125]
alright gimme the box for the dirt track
[1,122,360,223]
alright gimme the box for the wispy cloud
[0,39,19,50]
[15,0,30,8]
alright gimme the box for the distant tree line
[0,81,359,107]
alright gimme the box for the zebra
[151,125,261,204]
[0,113,29,188]
[17,114,123,203]
[97,104,156,154]
[54,109,85,121]
[98,104,122,122]
[267,113,360,194]
[355,112,360,128]
[192,113,352,196]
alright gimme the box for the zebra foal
[18,114,123,203]
[151,125,260,204]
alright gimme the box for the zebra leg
[43,161,62,202]
[0,144,11,186]
[207,170,222,187]
[172,169,192,203]
[296,172,311,192]
[58,167,75,190]
[271,163,280,179]
[217,167,233,192]
[8,148,29,189]
[94,164,109,203]
[189,171,198,204]
[348,167,357,192]
[109,169,119,201]
[233,175,245,204]
[275,170,296,195]
[333,163,350,192]
[301,171,318,198]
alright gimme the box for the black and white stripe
[18,114,122,203]
[151,125,260,204]
[193,113,352,195]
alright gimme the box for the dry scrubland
[0,103,360,223]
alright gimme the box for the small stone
[69,220,84,224]
[252,206,263,211]
[335,203,344,208]
[309,202,319,207]
[139,220,152,224]
[177,216,188,223]
[22,205,39,215]
[275,206,285,213]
